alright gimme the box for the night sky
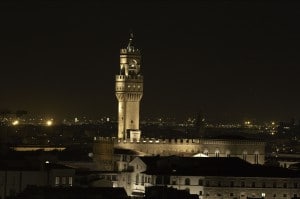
[0,1,300,122]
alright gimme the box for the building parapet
[94,137,265,145]
[120,48,140,54]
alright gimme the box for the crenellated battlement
[93,137,265,146]
[120,48,140,54]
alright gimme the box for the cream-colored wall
[113,139,265,164]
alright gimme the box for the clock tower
[115,34,143,140]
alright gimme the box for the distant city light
[271,121,275,125]
[46,120,53,126]
[12,120,19,126]
[244,121,251,125]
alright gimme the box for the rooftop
[141,156,300,178]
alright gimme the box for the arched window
[185,178,190,185]
[242,151,247,161]
[254,151,259,164]
[203,149,209,156]
[198,179,203,186]
[226,150,231,157]
[215,149,220,157]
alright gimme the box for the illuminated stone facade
[115,34,143,140]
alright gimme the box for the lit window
[68,177,73,186]
[254,152,259,164]
[215,150,220,157]
[243,151,247,161]
[55,177,60,186]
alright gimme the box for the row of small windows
[135,174,152,185]
[181,178,298,188]
[116,85,141,90]
[55,176,73,186]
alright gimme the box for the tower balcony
[115,75,143,81]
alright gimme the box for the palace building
[93,35,266,171]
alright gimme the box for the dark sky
[0,1,300,122]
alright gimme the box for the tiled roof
[140,156,300,178]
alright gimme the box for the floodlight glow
[12,120,19,126]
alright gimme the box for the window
[283,183,287,188]
[230,193,234,197]
[206,180,210,187]
[273,182,277,188]
[230,181,234,187]
[172,180,177,185]
[55,177,60,186]
[68,177,73,186]
[283,194,287,197]
[185,188,190,193]
[294,183,298,188]
[273,194,276,197]
[215,150,220,157]
[61,177,66,185]
[136,174,139,185]
[204,149,209,156]
[141,175,144,185]
[254,153,259,164]
[199,191,202,196]
[198,179,203,186]
[218,181,221,187]
[262,182,266,188]
[294,194,297,198]
[252,182,255,188]
[241,181,245,187]
[185,178,190,185]
[242,151,247,161]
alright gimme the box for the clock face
[129,59,137,67]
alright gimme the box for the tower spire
[127,32,135,52]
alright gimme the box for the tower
[115,34,143,140]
